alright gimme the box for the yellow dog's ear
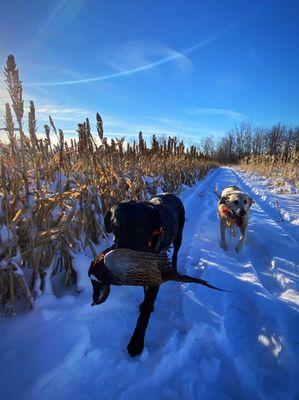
[219,196,228,205]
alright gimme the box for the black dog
[92,193,185,356]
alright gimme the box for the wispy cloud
[25,62,86,81]
[39,0,88,34]
[26,18,246,87]
[0,87,10,132]
[34,104,92,122]
[186,108,247,120]
[0,91,93,131]
[0,86,9,108]
[102,113,224,144]
[105,40,192,75]
[0,85,226,144]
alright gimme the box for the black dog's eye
[233,200,238,204]
[244,200,247,204]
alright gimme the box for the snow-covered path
[1,167,298,400]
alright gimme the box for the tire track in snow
[231,168,299,300]
[179,167,299,399]
[230,168,299,392]
[176,168,261,399]
[232,168,299,246]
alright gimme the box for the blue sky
[0,0,298,144]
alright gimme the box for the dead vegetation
[0,55,216,313]
[203,122,299,186]
[240,153,299,189]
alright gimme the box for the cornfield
[0,55,216,314]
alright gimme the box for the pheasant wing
[104,248,163,286]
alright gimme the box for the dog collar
[147,226,164,251]
[152,226,163,236]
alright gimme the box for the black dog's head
[104,200,164,252]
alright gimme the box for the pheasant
[89,247,226,305]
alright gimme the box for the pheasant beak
[90,279,111,306]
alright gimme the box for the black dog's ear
[104,210,113,233]
[219,196,228,205]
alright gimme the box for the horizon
[0,0,298,144]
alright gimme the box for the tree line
[201,122,299,164]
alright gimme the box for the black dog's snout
[240,210,246,216]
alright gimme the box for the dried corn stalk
[0,54,217,312]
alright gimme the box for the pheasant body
[90,248,172,287]
[89,248,226,291]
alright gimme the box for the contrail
[25,20,244,87]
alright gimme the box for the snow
[280,289,299,307]
[0,224,11,243]
[71,253,93,293]
[236,168,299,242]
[0,166,298,400]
